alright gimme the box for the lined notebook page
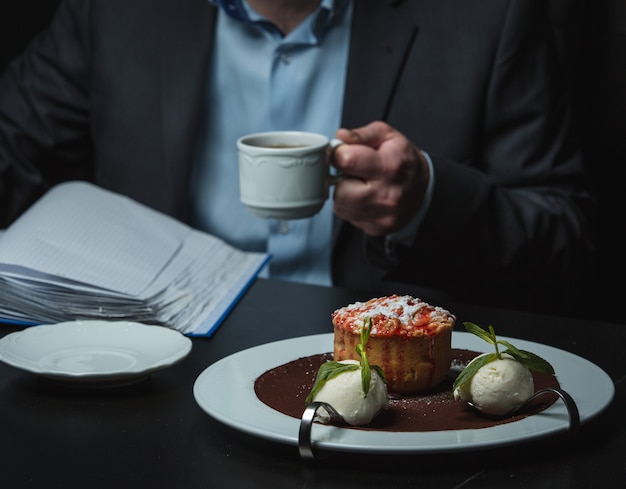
[0,182,270,335]
[0,182,190,296]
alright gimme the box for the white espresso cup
[236,131,341,220]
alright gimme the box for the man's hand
[332,121,430,237]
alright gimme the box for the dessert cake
[332,295,455,394]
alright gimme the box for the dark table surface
[0,278,624,489]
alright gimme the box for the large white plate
[0,320,192,385]
[193,332,614,453]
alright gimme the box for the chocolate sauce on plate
[254,349,559,432]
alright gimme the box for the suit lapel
[333,0,419,249]
[158,0,217,217]
[342,0,419,127]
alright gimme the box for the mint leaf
[497,339,524,357]
[305,361,359,404]
[454,322,556,398]
[357,317,375,396]
[372,365,385,381]
[356,341,371,396]
[461,322,556,375]
[452,352,497,391]
[502,348,555,374]
[463,322,496,346]
[306,317,386,405]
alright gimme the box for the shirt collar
[209,0,349,38]
[209,0,248,22]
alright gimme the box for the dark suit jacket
[0,0,595,314]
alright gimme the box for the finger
[332,144,382,181]
[333,177,400,235]
[333,198,395,237]
[335,121,395,149]
[333,174,372,203]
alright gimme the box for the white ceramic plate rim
[0,320,192,382]
[193,332,614,454]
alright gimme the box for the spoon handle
[516,387,581,435]
[299,401,342,460]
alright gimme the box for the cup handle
[329,138,343,149]
[328,138,344,186]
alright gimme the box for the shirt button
[278,221,290,234]
[279,53,292,64]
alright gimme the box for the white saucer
[0,320,192,385]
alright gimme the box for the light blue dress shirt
[191,0,353,286]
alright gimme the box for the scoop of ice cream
[312,360,388,425]
[454,353,534,416]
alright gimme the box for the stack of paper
[0,182,269,336]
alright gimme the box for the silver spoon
[299,401,344,460]
[465,386,580,434]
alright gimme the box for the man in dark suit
[0,0,594,314]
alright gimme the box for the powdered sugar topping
[332,295,455,337]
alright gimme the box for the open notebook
[0,182,269,336]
